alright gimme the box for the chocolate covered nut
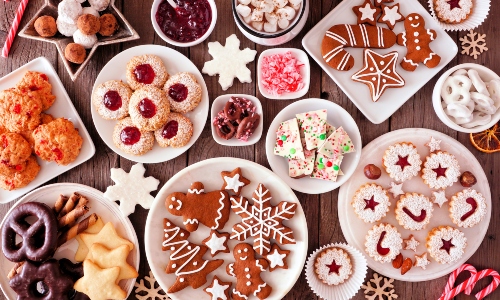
[460,171,477,187]
[364,164,382,180]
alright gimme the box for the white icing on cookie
[205,232,227,255]
[205,278,230,300]
[359,3,377,21]
[266,249,286,268]
[382,5,402,26]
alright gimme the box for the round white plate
[265,98,362,194]
[145,157,308,300]
[338,128,491,282]
[91,45,209,163]
[0,183,140,299]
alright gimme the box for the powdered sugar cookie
[414,252,430,270]
[449,188,486,228]
[395,193,434,231]
[112,117,154,156]
[426,225,466,264]
[365,223,402,263]
[314,247,352,285]
[351,183,390,223]
[382,142,422,182]
[129,86,170,131]
[126,54,168,90]
[163,72,202,113]
[421,151,461,189]
[154,113,193,148]
[434,0,473,24]
[404,235,419,252]
[92,80,132,120]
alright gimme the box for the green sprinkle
[281,135,287,141]
[343,145,350,151]
[290,148,296,154]
[319,134,326,140]
[319,157,323,163]
[333,165,339,171]
[318,164,325,170]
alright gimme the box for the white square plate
[302,0,458,124]
[0,57,95,203]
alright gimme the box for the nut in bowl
[433,63,500,133]
[151,0,217,47]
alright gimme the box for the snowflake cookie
[134,271,169,300]
[460,30,488,60]
[104,163,160,216]
[230,183,297,256]
[202,34,257,91]
[361,272,398,300]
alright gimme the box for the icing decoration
[265,244,289,271]
[274,118,305,160]
[361,273,398,300]
[296,109,327,150]
[414,253,430,270]
[317,126,355,158]
[426,136,442,152]
[404,235,420,252]
[432,190,448,207]
[352,183,390,223]
[378,4,404,30]
[162,218,224,293]
[221,167,250,196]
[230,183,297,256]
[426,226,467,264]
[260,51,305,96]
[203,230,230,257]
[104,163,160,216]
[134,271,168,300]
[360,3,378,21]
[202,34,257,91]
[460,30,488,60]
[389,182,404,198]
[351,49,405,102]
[204,276,231,300]
[365,223,402,263]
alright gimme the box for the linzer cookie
[449,189,486,228]
[351,183,390,223]
[421,151,461,189]
[395,193,434,231]
[321,24,397,71]
[352,0,381,26]
[310,152,343,182]
[365,223,402,263]
[382,142,422,182]
[314,247,352,285]
[296,109,327,150]
[426,225,467,264]
[317,126,355,158]
[434,0,473,24]
[274,117,305,160]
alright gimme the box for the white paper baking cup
[428,0,490,31]
[305,243,368,300]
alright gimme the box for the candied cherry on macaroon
[92,80,132,120]
[126,54,169,90]
[163,72,202,113]
[129,86,170,131]
[155,112,193,148]
[113,117,154,156]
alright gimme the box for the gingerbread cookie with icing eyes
[397,13,441,72]
[165,182,230,232]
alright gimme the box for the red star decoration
[440,238,455,254]
[433,164,448,178]
[447,0,461,10]
[364,196,379,211]
[396,155,411,171]
[326,259,341,275]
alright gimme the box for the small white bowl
[151,0,217,47]
[211,94,263,146]
[432,63,500,133]
[257,48,310,100]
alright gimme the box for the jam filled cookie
[15,71,56,110]
[395,193,434,231]
[126,54,168,90]
[0,88,42,133]
[421,151,460,189]
[112,117,154,156]
[314,247,352,286]
[426,225,466,264]
[129,86,170,131]
[382,142,422,182]
[449,189,487,228]
[92,80,132,120]
[434,0,473,24]
[365,223,402,263]
[352,183,391,223]
[163,72,202,113]
[0,156,40,191]
[33,118,83,165]
[0,133,31,167]
[154,113,193,148]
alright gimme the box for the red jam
[440,238,455,254]
[40,74,48,81]
[433,164,448,178]
[162,120,179,139]
[364,196,379,211]
[402,207,426,222]
[52,148,64,161]
[448,0,461,9]
[376,231,390,256]
[461,197,478,221]
[168,83,188,102]
[155,0,212,43]
[138,98,157,118]
[396,155,411,170]
[103,90,122,111]
[13,104,21,114]
[134,64,156,84]
[120,127,141,145]
[326,260,341,275]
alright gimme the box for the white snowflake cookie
[314,247,352,286]
[421,151,461,190]
[395,193,434,231]
[426,225,467,264]
[383,142,422,182]
[365,223,402,263]
[352,183,390,223]
[449,188,487,228]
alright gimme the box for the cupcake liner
[305,243,367,300]
[428,0,490,31]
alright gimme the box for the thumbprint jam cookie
[449,189,486,228]
[126,54,168,90]
[154,113,193,148]
[352,183,391,223]
[426,225,466,264]
[112,117,154,156]
[365,223,402,263]
[129,86,170,131]
[92,80,132,120]
[382,142,422,182]
[163,72,202,113]
[395,193,434,231]
[422,151,460,190]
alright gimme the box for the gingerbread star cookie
[204,275,232,300]
[202,230,231,257]
[74,260,126,300]
[87,243,138,281]
[266,243,290,272]
[378,4,404,30]
[353,0,381,26]
[373,0,394,7]
[221,167,250,196]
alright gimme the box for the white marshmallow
[260,0,275,13]
[236,4,252,17]
[273,0,288,8]
[288,0,302,6]
[277,6,296,20]
[239,0,251,4]
[277,18,290,29]
[265,12,279,24]
[264,21,278,32]
[243,13,253,24]
[251,8,264,22]
[252,21,264,31]
[251,0,262,7]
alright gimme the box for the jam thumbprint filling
[168,83,188,102]
[92,80,132,120]
[134,64,156,84]
[126,54,168,90]
[120,126,141,145]
[129,86,170,131]
[113,117,154,156]
[162,120,179,139]
[163,72,202,113]
[155,113,193,148]
[138,98,157,118]
[103,90,122,111]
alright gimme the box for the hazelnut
[364,164,381,180]
[392,253,403,269]
[460,171,477,187]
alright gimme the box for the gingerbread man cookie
[397,13,441,72]
[165,182,230,232]
[227,243,272,300]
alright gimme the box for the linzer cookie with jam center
[421,151,461,190]
[352,183,390,223]
[382,142,422,182]
[314,247,352,286]
[395,193,434,231]
[426,225,467,264]
[449,188,487,228]
[365,223,402,263]
[433,0,473,24]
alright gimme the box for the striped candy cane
[440,263,478,299]
[1,0,30,58]
[440,267,500,300]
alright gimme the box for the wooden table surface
[1,0,499,299]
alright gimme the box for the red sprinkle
[261,51,304,96]
[13,104,21,114]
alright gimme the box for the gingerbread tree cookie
[162,218,223,293]
[230,183,297,256]
[165,182,230,232]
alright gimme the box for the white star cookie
[432,190,448,207]
[104,163,160,217]
[389,182,404,198]
[414,253,430,270]
[202,34,257,91]
[403,235,420,252]
[425,136,442,152]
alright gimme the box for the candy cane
[1,0,29,58]
[440,263,478,299]
[440,266,500,300]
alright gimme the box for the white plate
[0,57,95,204]
[302,0,458,124]
[91,45,209,163]
[338,128,491,282]
[0,183,140,299]
[257,48,311,100]
[144,157,308,300]
[265,99,362,194]
[210,94,263,146]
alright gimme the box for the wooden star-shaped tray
[19,0,139,81]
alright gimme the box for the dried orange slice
[470,123,500,153]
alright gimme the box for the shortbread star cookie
[80,222,134,255]
[74,260,126,300]
[87,243,138,281]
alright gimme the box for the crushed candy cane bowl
[257,48,310,100]
[232,0,309,46]
[151,0,217,47]
[432,63,500,133]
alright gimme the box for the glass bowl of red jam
[151,0,217,47]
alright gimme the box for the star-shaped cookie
[403,235,420,252]
[378,4,405,30]
[202,34,257,91]
[74,260,126,300]
[202,230,231,257]
[432,190,448,207]
[352,49,405,102]
[353,0,381,26]
[389,182,404,198]
[414,252,430,270]
[204,276,231,300]
[80,222,134,256]
[266,243,290,272]
[426,137,442,152]
[221,167,250,196]
[87,244,138,281]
